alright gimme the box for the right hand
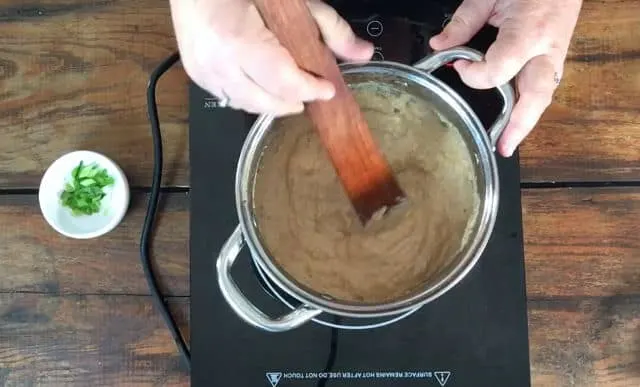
[169,0,374,115]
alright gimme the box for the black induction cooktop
[189,1,531,386]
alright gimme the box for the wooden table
[0,0,638,385]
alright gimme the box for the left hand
[429,0,583,157]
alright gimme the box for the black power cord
[143,52,343,379]
[143,51,191,371]
[317,322,340,387]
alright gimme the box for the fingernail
[429,35,444,49]
[504,147,514,157]
[302,83,334,102]
[354,39,375,59]
[502,140,516,157]
[319,84,335,100]
[431,33,444,42]
[355,36,373,49]
[280,103,304,116]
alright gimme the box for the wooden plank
[0,0,189,189]
[520,0,640,182]
[0,294,189,386]
[0,192,189,296]
[0,0,639,188]
[523,187,640,298]
[2,187,640,300]
[1,293,639,386]
[529,296,640,387]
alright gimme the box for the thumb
[430,0,493,50]
[307,0,374,62]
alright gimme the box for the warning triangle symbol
[434,371,451,386]
[266,372,282,387]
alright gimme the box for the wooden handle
[253,0,406,225]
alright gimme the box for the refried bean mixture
[252,81,480,303]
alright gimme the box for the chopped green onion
[60,161,115,216]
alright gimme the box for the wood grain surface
[0,0,639,188]
[529,299,640,386]
[3,188,639,299]
[0,192,189,296]
[0,294,190,386]
[2,293,638,387]
[1,0,639,386]
[0,0,189,189]
[2,189,640,385]
[524,187,640,298]
[520,0,640,182]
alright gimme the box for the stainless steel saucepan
[216,46,515,332]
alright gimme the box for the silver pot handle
[413,46,515,150]
[216,225,322,332]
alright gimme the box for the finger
[242,41,336,102]
[307,0,374,62]
[429,0,493,50]
[497,54,559,157]
[223,75,305,116]
[453,23,546,89]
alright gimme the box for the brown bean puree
[253,81,480,304]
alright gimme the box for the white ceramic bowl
[39,150,130,239]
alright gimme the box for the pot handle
[216,225,322,332]
[413,46,515,150]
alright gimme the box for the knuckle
[486,63,513,85]
[449,14,472,30]
[485,46,523,85]
[180,60,200,84]
[541,92,554,107]
[330,19,352,43]
[309,0,338,23]
[273,68,306,99]
[326,6,342,27]
[309,0,352,41]
[521,88,554,110]
[530,19,554,51]
[276,64,301,86]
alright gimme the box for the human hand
[169,0,373,115]
[429,0,583,157]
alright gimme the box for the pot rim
[233,48,511,319]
